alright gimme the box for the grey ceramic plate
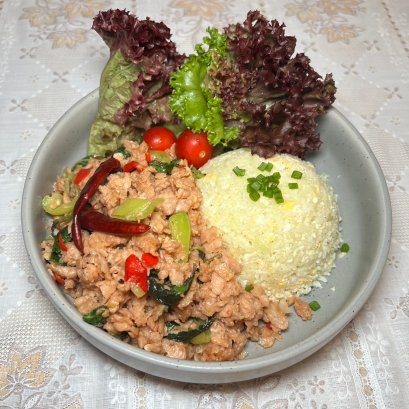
[22,89,391,384]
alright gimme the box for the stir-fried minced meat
[41,140,296,361]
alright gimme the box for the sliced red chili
[141,252,159,267]
[125,254,148,293]
[145,152,152,163]
[123,161,146,173]
[72,157,121,253]
[78,206,150,236]
[73,168,91,185]
[58,233,68,252]
[53,272,65,285]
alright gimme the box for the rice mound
[197,148,341,300]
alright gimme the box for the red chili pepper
[125,254,148,293]
[73,168,91,185]
[141,252,159,267]
[78,206,150,236]
[145,152,152,163]
[58,233,68,252]
[72,157,121,253]
[53,272,65,285]
[123,161,146,173]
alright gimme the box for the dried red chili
[72,157,121,253]
[78,206,150,236]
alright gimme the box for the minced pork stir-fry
[41,141,313,361]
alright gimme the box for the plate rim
[21,88,392,383]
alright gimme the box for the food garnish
[88,10,186,157]
[142,127,177,151]
[72,157,122,252]
[309,300,321,311]
[291,170,303,179]
[175,130,213,168]
[78,206,150,237]
[87,9,335,160]
[233,166,246,176]
[340,243,350,253]
[169,10,336,158]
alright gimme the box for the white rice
[197,148,341,300]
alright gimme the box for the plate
[21,89,392,383]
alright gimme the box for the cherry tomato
[175,130,213,168]
[142,127,177,151]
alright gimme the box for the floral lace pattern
[285,0,364,42]
[20,0,107,48]
[0,0,408,407]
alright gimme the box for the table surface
[1,0,408,408]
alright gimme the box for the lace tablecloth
[1,0,408,408]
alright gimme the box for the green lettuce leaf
[88,50,139,156]
[169,28,239,146]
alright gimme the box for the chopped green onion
[291,170,303,179]
[288,182,299,189]
[263,189,275,198]
[340,243,350,253]
[309,301,321,311]
[250,181,261,191]
[257,161,274,172]
[274,189,284,204]
[272,172,281,181]
[245,283,254,292]
[233,166,246,176]
[249,190,260,202]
